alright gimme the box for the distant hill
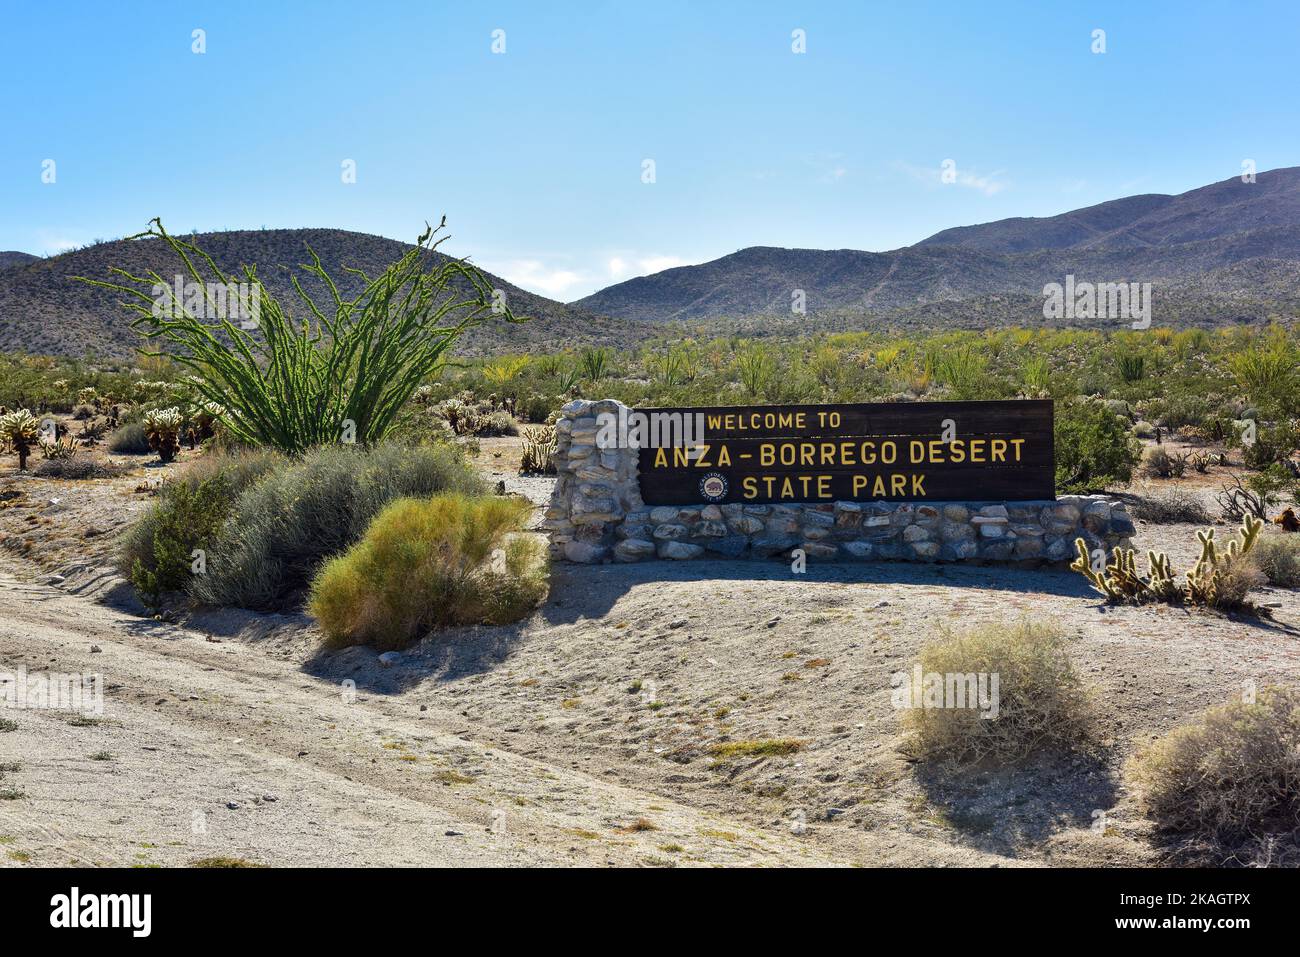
[0,252,38,272]
[574,167,1300,325]
[0,228,634,359]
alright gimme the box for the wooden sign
[635,399,1054,505]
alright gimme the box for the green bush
[106,421,151,454]
[309,493,547,650]
[1054,398,1142,493]
[1127,686,1300,839]
[119,449,283,607]
[191,442,483,610]
[128,478,233,609]
[902,621,1093,764]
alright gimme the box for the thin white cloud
[607,254,692,281]
[898,160,1009,196]
[485,259,585,297]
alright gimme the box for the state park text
[633,399,1055,505]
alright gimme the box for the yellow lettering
[743,476,757,499]
[991,438,1007,462]
[912,474,926,496]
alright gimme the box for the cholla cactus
[143,407,184,462]
[0,409,40,471]
[519,425,557,474]
[39,433,79,460]
[77,387,98,405]
[436,398,483,436]
[1072,515,1264,609]
[184,399,224,448]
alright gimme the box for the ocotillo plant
[77,218,523,454]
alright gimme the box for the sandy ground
[1,436,1298,868]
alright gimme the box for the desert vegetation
[1128,686,1300,859]
[309,492,548,650]
[901,620,1095,764]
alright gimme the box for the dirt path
[0,566,944,868]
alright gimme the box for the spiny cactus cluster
[1071,515,1264,609]
[434,394,517,437]
[143,407,184,463]
[38,433,79,460]
[0,408,41,471]
[519,425,557,474]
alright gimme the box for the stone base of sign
[543,399,1136,565]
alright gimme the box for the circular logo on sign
[699,472,728,503]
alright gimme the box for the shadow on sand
[912,750,1122,858]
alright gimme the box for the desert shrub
[1127,686,1300,839]
[309,493,547,650]
[1254,535,1300,587]
[518,393,557,424]
[118,448,283,607]
[1054,399,1142,492]
[78,219,519,453]
[901,621,1093,764]
[33,458,123,480]
[1127,487,1212,525]
[478,410,518,437]
[1157,394,1211,430]
[191,442,483,610]
[128,477,235,609]
[1142,446,1188,479]
[106,421,153,454]
[1240,422,1299,469]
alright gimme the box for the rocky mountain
[0,252,38,272]
[0,229,634,358]
[574,167,1300,325]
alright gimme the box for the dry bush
[1127,686,1300,839]
[1142,446,1188,479]
[1253,534,1300,587]
[33,458,124,480]
[309,493,549,651]
[1127,487,1212,525]
[902,621,1093,764]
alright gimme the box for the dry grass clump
[902,621,1093,764]
[309,492,548,650]
[1253,534,1300,587]
[1126,487,1212,525]
[708,739,804,759]
[1127,686,1300,839]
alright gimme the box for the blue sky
[2,1,1297,299]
